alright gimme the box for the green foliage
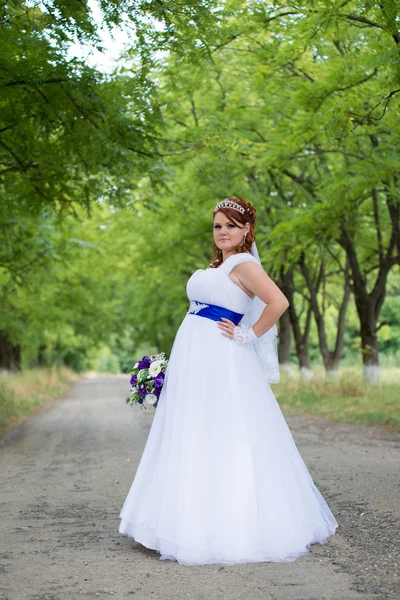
[276,366,400,432]
[0,1,399,375]
[0,1,163,280]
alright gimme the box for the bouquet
[126,352,168,410]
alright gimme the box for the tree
[112,0,398,381]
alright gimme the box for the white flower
[149,360,162,377]
[134,362,139,368]
[144,393,157,406]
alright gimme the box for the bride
[118,196,338,566]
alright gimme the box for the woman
[118,196,338,566]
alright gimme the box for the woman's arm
[231,262,289,338]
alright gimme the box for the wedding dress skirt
[119,252,338,566]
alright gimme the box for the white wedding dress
[119,252,338,566]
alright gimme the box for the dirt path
[0,376,399,600]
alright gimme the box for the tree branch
[372,189,384,265]
[212,32,244,52]
[314,68,378,111]
[3,78,67,88]
[264,11,299,24]
[350,89,400,130]
[339,13,384,30]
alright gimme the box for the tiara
[214,199,245,214]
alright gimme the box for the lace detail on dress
[188,300,209,314]
[233,324,258,344]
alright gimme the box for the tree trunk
[360,317,380,384]
[280,266,313,379]
[278,308,293,375]
[338,211,399,384]
[299,252,351,377]
[0,332,21,371]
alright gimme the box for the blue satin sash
[187,299,244,325]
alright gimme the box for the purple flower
[138,385,147,398]
[153,386,161,398]
[138,356,151,369]
[154,373,164,388]
[130,375,137,386]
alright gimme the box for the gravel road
[0,376,399,600]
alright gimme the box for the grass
[274,366,400,434]
[0,366,77,436]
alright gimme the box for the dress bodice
[186,252,260,314]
